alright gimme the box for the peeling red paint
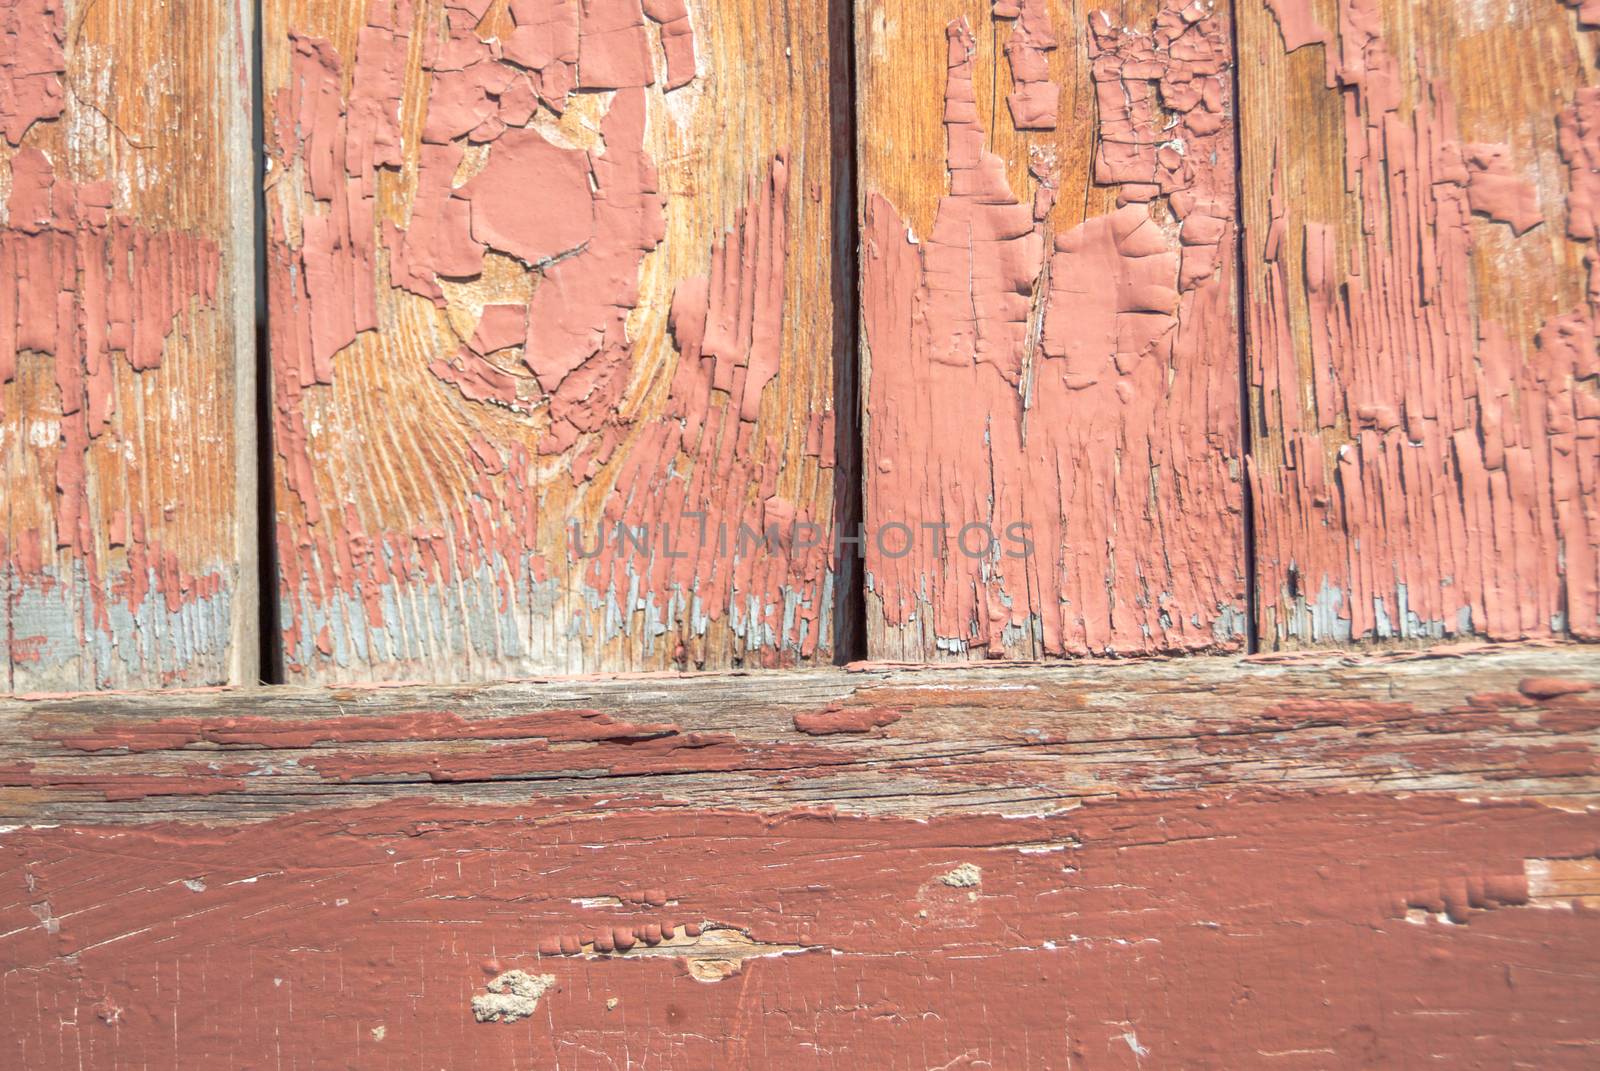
[0,763,248,800]
[14,655,1595,804]
[0,0,64,146]
[267,0,676,652]
[1262,0,1326,52]
[864,5,1243,658]
[268,0,823,674]
[1540,703,1600,733]
[301,731,845,784]
[272,28,398,378]
[1175,686,1600,787]
[1463,143,1542,236]
[1394,871,1531,924]
[3,11,226,688]
[1520,676,1597,700]
[1088,5,1231,203]
[1251,0,1600,644]
[573,155,834,665]
[54,708,674,752]
[792,704,903,735]
[1563,0,1600,29]
[642,0,697,90]
[993,0,1058,131]
[1559,87,1600,243]
[531,918,707,959]
[3,154,220,503]
[523,87,665,444]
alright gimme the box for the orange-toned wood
[1,0,258,693]
[1241,0,1600,648]
[857,0,1248,661]
[263,0,842,682]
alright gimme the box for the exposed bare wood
[2,643,1596,822]
[1,0,257,692]
[1240,0,1600,648]
[262,0,840,683]
[1,645,1596,1065]
[857,0,1247,661]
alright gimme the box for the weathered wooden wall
[8,0,1595,687]
[3,5,1598,1063]
[1242,0,1600,648]
[1,647,1596,1066]
[857,0,1248,662]
[263,0,842,683]
[1,0,257,693]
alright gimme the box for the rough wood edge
[1,641,1594,826]
[226,0,261,687]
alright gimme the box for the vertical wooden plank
[263,0,839,682]
[1242,0,1600,648]
[857,0,1248,661]
[1,0,258,692]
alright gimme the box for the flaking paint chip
[939,863,983,888]
[471,970,556,1024]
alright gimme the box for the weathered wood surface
[857,0,1247,662]
[1242,0,1600,648]
[2,643,1597,821]
[264,0,842,683]
[1,0,257,692]
[2,646,1597,1065]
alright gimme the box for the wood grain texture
[1242,0,1600,649]
[263,0,840,683]
[857,0,1247,662]
[1,0,257,692]
[0,646,1597,1066]
[0,643,1596,821]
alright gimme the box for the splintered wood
[264,0,840,681]
[857,0,1248,662]
[1,0,256,692]
[1242,0,1600,648]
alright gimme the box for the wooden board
[1,0,257,692]
[263,0,841,683]
[1241,0,1600,648]
[857,0,1248,661]
[1,646,1597,1065]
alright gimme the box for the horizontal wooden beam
[3,645,1596,1067]
[2,644,1596,824]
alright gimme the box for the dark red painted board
[3,793,1596,1069]
[1,648,1596,1067]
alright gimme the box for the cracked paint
[3,0,243,692]
[266,0,835,680]
[862,4,1245,660]
[1248,0,1600,646]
